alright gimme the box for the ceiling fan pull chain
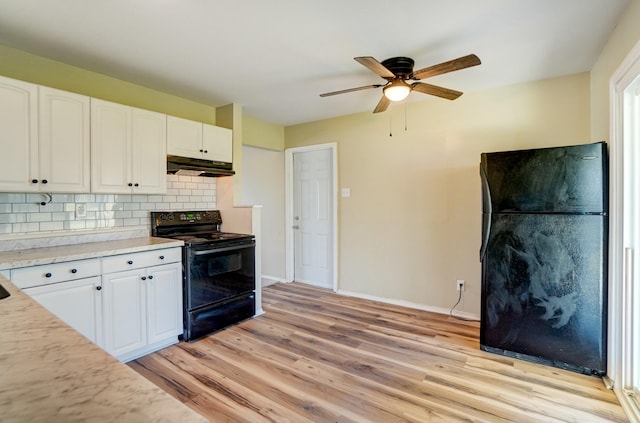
[404,101,408,132]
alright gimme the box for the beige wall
[243,115,285,151]
[591,0,640,141]
[241,146,286,281]
[285,73,591,315]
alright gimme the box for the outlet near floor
[456,280,465,291]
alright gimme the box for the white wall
[241,145,286,282]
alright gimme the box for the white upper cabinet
[167,115,232,163]
[39,86,91,192]
[91,98,167,194]
[203,123,233,163]
[0,76,37,192]
[132,108,167,194]
[166,115,202,158]
[0,76,90,193]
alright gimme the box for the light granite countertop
[0,277,206,423]
[0,237,184,270]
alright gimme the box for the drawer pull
[96,286,102,291]
[159,255,165,260]
[45,272,52,278]
[71,268,78,274]
[127,260,133,265]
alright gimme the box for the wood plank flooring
[129,283,628,423]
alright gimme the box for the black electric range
[151,210,256,341]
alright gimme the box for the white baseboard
[261,275,287,287]
[336,288,480,321]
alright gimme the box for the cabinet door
[167,115,203,159]
[202,123,232,163]
[103,269,146,358]
[39,86,90,193]
[24,276,103,346]
[146,262,183,344]
[132,108,167,194]
[91,98,132,193]
[0,76,38,192]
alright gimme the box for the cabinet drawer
[102,247,181,274]
[11,258,101,289]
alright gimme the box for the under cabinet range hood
[167,155,234,177]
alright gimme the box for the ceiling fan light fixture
[383,79,411,102]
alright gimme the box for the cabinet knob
[141,276,147,281]
[127,260,133,265]
[134,183,139,187]
[42,179,48,184]
[71,268,77,274]
[128,183,133,187]
[31,179,38,184]
[199,149,204,152]
[203,150,208,153]
[148,275,154,280]
[45,272,52,278]
[159,255,165,260]
[96,286,102,291]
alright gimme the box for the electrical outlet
[456,280,465,291]
[75,203,87,219]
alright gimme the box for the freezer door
[480,213,607,375]
[480,142,607,214]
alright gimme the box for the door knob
[292,225,300,229]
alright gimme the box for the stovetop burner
[172,232,254,245]
[150,211,254,246]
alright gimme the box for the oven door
[184,240,256,311]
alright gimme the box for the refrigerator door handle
[480,163,492,261]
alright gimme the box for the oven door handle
[191,243,255,256]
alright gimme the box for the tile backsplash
[0,175,216,235]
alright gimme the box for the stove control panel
[152,210,222,226]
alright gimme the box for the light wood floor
[129,282,628,423]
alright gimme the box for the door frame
[609,39,640,419]
[284,142,338,291]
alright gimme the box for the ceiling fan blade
[411,82,463,100]
[373,95,391,113]
[319,84,384,97]
[411,54,481,80]
[354,56,395,79]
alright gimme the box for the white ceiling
[0,0,630,126]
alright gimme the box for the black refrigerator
[479,142,608,375]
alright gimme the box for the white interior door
[293,148,333,288]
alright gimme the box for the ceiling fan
[319,54,481,113]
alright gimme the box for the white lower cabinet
[103,261,182,362]
[13,246,183,363]
[24,276,103,346]
[103,269,147,358]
